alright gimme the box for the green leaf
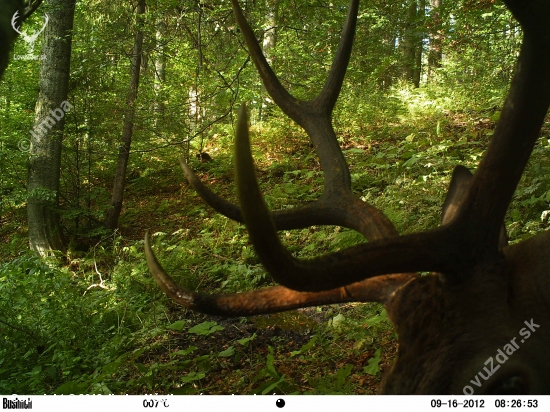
[331,313,346,329]
[135,363,148,373]
[237,333,256,347]
[167,320,187,331]
[363,349,382,376]
[336,364,354,387]
[364,310,388,326]
[402,154,419,168]
[218,346,235,357]
[171,346,198,357]
[182,372,205,383]
[188,321,224,336]
[55,381,88,395]
[260,375,286,395]
[266,346,279,378]
[290,335,317,357]
[102,358,123,374]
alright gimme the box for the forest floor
[132,305,395,394]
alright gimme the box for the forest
[1,0,550,395]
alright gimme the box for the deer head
[145,0,550,394]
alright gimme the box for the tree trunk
[402,0,417,83]
[154,16,166,130]
[428,0,442,76]
[27,0,76,255]
[259,0,278,120]
[104,0,146,230]
[413,0,425,87]
[378,34,397,90]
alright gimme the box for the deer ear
[441,165,473,226]
[442,166,508,249]
[498,223,509,250]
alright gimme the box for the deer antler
[449,0,550,255]
[145,0,550,311]
[145,0,419,312]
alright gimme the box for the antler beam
[145,231,416,315]
[449,0,550,256]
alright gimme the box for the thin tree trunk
[187,0,202,159]
[413,0,425,87]
[379,34,397,90]
[259,0,278,120]
[428,0,442,76]
[104,0,146,230]
[27,0,76,255]
[154,16,166,130]
[402,0,417,83]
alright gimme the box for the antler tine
[180,156,397,239]
[179,157,242,222]
[315,0,360,114]
[232,0,358,215]
[448,0,550,256]
[145,232,416,315]
[235,103,450,291]
[230,0,302,124]
[231,0,360,121]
